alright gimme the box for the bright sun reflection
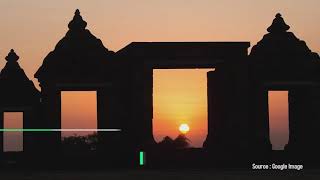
[179,123,190,134]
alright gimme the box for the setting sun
[153,69,210,147]
[179,123,190,134]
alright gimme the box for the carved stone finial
[267,13,290,33]
[5,49,19,62]
[68,9,87,31]
[75,9,80,16]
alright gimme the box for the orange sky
[1,1,319,150]
[1,1,320,82]
[153,69,211,147]
[61,91,97,138]
[3,112,23,152]
[268,91,289,150]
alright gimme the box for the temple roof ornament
[0,49,40,104]
[35,9,114,83]
[68,9,87,31]
[250,13,320,82]
[5,49,19,62]
[1,49,26,81]
[250,13,319,61]
[267,13,290,33]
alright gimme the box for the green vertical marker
[139,151,145,166]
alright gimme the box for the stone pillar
[23,109,40,154]
[40,87,61,154]
[204,61,251,162]
[97,88,106,145]
[232,62,250,152]
[203,70,224,149]
[97,87,116,149]
[143,66,155,147]
[251,87,271,152]
[23,110,31,153]
[287,87,320,154]
[286,90,299,151]
[305,87,320,153]
[129,64,155,153]
[204,64,238,150]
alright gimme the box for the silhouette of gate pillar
[129,64,155,150]
[250,86,272,152]
[204,61,250,154]
[96,86,118,150]
[142,67,154,146]
[204,68,226,149]
[286,87,320,153]
[39,86,61,153]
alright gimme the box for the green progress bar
[140,151,145,166]
[0,129,121,132]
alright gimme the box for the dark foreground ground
[2,149,320,179]
[0,169,320,180]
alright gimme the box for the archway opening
[268,91,289,150]
[153,69,212,148]
[61,91,98,149]
[3,112,23,152]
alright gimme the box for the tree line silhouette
[61,133,191,153]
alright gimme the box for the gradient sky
[153,69,211,147]
[1,1,319,150]
[61,91,97,138]
[268,91,289,150]
[3,112,23,152]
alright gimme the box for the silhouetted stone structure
[204,14,320,163]
[116,42,249,155]
[0,50,41,154]
[1,11,320,168]
[34,10,116,155]
[249,13,320,159]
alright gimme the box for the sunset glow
[61,91,97,137]
[1,1,318,151]
[3,112,23,152]
[268,91,289,150]
[153,69,211,147]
